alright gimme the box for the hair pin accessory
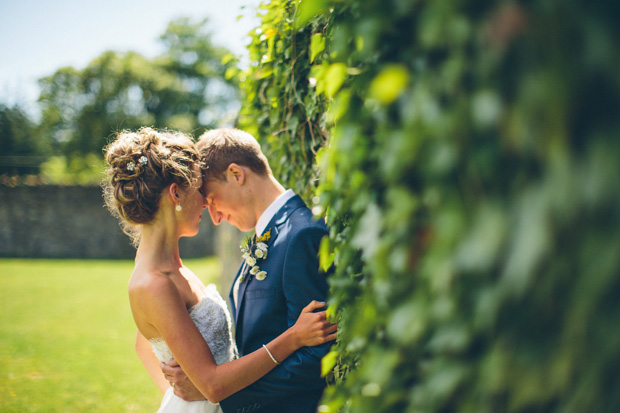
[139,156,148,165]
[127,161,136,172]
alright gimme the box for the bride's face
[177,176,208,237]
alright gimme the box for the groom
[162,128,332,412]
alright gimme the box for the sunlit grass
[0,257,221,412]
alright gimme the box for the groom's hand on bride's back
[161,359,207,401]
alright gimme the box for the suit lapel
[234,223,279,323]
[235,262,252,315]
[228,262,246,322]
[232,195,307,342]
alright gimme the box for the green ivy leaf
[368,64,410,104]
[322,350,339,377]
[327,88,351,123]
[320,235,335,272]
[310,33,326,63]
[295,0,330,29]
[324,63,347,98]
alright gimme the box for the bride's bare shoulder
[128,266,179,303]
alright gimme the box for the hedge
[237,1,620,411]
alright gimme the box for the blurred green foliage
[1,17,238,185]
[37,17,238,158]
[40,155,107,186]
[239,0,620,411]
[0,103,47,176]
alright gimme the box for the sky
[0,0,262,116]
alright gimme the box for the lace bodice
[149,284,238,366]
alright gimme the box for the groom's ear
[227,163,245,185]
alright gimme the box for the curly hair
[102,127,202,246]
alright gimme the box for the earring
[176,204,182,212]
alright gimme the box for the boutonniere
[240,229,271,282]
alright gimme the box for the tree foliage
[0,103,46,175]
[239,0,620,412]
[38,18,238,164]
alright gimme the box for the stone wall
[0,185,216,259]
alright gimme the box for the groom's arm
[135,330,170,394]
[277,225,333,389]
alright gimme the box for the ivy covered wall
[236,0,620,411]
[234,0,331,200]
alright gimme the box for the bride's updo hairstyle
[103,127,202,244]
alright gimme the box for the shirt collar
[256,189,295,237]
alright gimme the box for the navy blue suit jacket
[219,195,331,413]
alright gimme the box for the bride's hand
[291,300,338,348]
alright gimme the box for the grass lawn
[0,257,221,412]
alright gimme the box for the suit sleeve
[221,224,331,408]
[276,225,332,389]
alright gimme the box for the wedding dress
[149,284,238,413]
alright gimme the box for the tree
[158,18,240,127]
[38,18,238,166]
[0,103,47,175]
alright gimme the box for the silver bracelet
[262,344,281,365]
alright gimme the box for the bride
[103,128,336,412]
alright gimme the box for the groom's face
[202,174,255,232]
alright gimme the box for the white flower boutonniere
[240,229,271,282]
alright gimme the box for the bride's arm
[134,276,335,404]
[135,330,170,394]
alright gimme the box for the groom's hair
[197,128,270,181]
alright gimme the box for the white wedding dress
[149,284,238,413]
